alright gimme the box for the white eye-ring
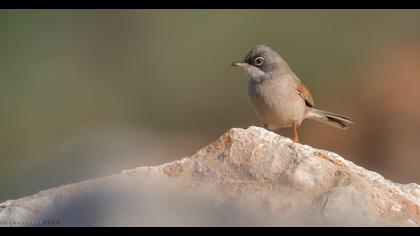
[254,57,264,66]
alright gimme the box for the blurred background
[1,9,420,202]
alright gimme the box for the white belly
[248,79,306,130]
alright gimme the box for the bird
[231,44,353,143]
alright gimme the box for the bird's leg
[292,124,299,143]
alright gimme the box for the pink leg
[293,124,299,143]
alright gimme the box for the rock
[0,126,419,226]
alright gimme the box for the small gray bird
[232,44,353,143]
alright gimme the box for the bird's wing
[294,78,314,107]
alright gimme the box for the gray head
[232,44,290,82]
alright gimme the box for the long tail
[306,108,353,129]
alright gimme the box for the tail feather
[306,108,353,129]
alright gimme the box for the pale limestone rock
[0,126,419,226]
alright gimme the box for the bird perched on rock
[232,44,353,143]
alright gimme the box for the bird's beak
[231,60,249,68]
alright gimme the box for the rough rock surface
[1,126,420,226]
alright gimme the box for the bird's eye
[254,57,264,66]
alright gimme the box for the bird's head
[232,44,290,83]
